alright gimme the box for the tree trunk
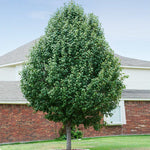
[66,123,71,150]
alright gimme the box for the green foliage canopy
[21,2,126,130]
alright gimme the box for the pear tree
[21,2,126,149]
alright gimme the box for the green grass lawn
[0,135,150,150]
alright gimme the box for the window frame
[104,100,126,125]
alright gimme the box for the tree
[20,1,126,149]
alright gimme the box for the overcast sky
[0,0,150,61]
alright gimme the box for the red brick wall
[80,125,123,137]
[0,101,150,143]
[123,101,150,134]
[0,104,62,143]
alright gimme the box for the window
[104,100,126,125]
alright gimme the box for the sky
[0,0,150,61]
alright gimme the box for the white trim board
[121,98,150,101]
[0,99,150,105]
[0,61,24,68]
[0,100,29,104]
[121,65,150,70]
[1,62,150,70]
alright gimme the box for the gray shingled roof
[115,54,150,67]
[0,39,38,66]
[0,81,149,103]
[0,81,27,103]
[0,38,150,67]
[122,89,150,99]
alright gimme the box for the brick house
[0,39,150,143]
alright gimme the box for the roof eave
[0,61,24,68]
[121,98,150,101]
[0,100,29,104]
[121,65,150,70]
